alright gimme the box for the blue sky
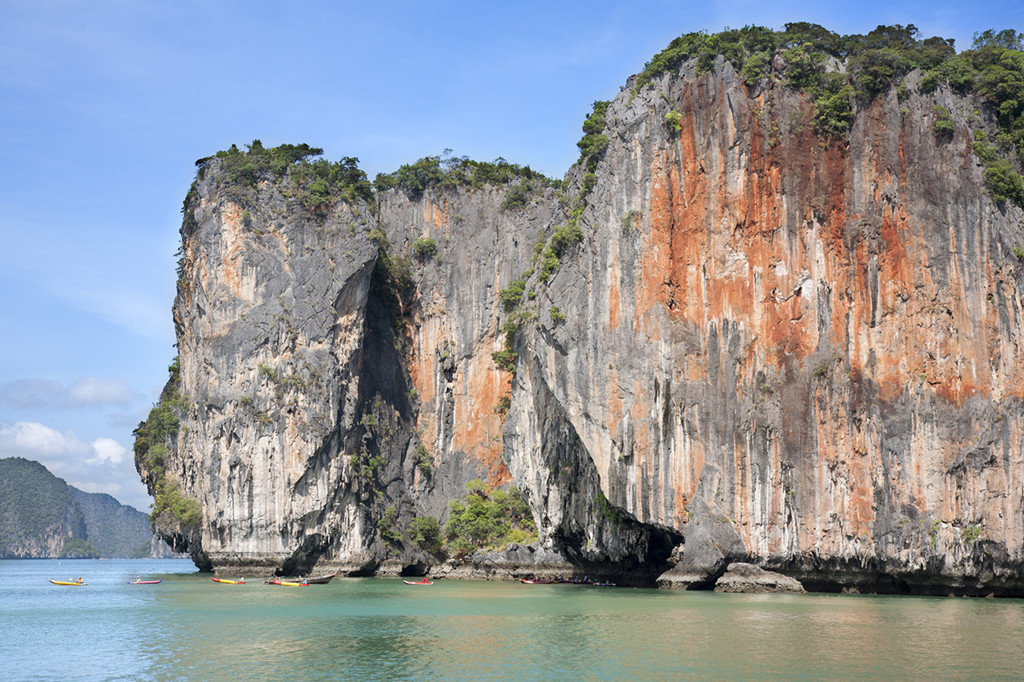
[1,0,1020,511]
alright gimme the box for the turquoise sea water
[3,558,1024,680]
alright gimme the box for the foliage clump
[548,222,584,257]
[132,357,203,529]
[190,140,375,219]
[378,506,402,546]
[492,348,518,373]
[413,442,433,476]
[972,133,1024,207]
[577,101,611,165]
[499,278,527,312]
[634,23,959,101]
[411,237,437,260]
[368,228,415,320]
[444,480,537,557]
[374,153,559,202]
[538,222,584,284]
[408,515,443,554]
[961,524,983,543]
[595,490,627,524]
[58,538,100,559]
[501,178,537,210]
[933,105,955,138]
[490,220,585,375]
[575,100,611,204]
[635,25,781,91]
[922,32,1024,207]
[350,448,386,485]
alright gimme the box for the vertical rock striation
[156,160,385,573]
[518,57,1024,593]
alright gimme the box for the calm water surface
[2,558,1023,680]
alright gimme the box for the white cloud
[89,436,125,464]
[0,421,91,459]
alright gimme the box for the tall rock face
[157,160,390,573]
[149,50,1024,593]
[516,59,1024,593]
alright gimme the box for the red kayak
[128,579,161,584]
[403,579,433,585]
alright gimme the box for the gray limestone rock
[714,562,806,593]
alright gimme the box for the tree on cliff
[444,481,537,557]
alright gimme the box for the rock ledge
[714,563,806,593]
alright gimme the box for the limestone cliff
[521,58,1024,594]
[139,28,1024,594]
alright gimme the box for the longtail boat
[304,573,336,584]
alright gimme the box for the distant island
[0,457,177,559]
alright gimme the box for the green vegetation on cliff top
[635,24,1024,206]
[373,151,560,206]
[183,143,560,244]
[183,140,376,233]
[185,25,1024,219]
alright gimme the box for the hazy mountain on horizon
[0,457,177,558]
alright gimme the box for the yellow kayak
[268,579,308,586]
[211,577,246,584]
[49,579,85,586]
